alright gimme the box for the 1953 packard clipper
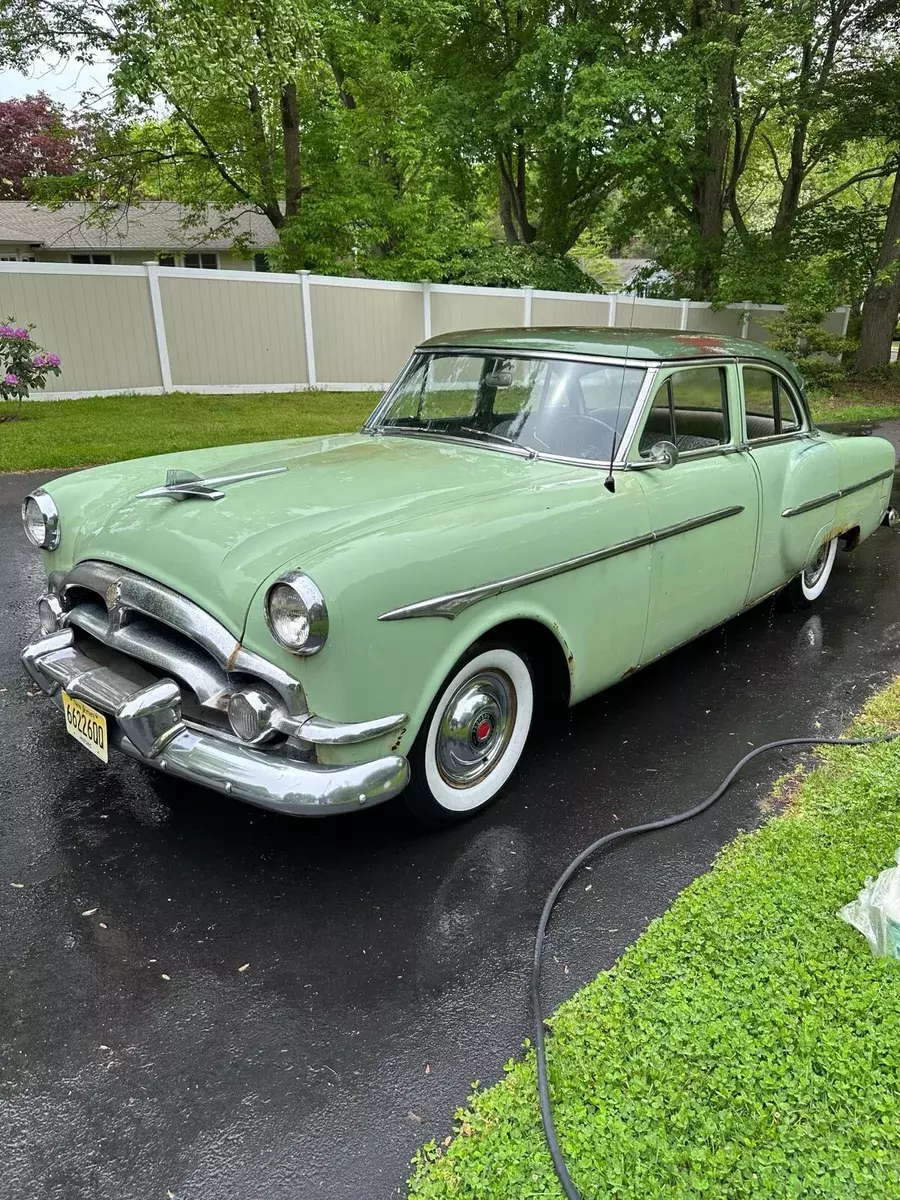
[21,329,898,825]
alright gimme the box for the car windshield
[372,352,647,463]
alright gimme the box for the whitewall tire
[784,536,839,609]
[404,643,535,826]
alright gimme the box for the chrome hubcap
[803,542,830,589]
[435,669,516,788]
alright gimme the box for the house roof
[0,202,274,251]
[610,257,651,285]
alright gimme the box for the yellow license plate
[62,691,108,764]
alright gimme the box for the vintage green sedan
[21,329,898,824]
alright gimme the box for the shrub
[439,243,602,293]
[0,320,62,413]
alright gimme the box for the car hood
[47,433,557,635]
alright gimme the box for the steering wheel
[549,414,611,461]
[582,412,620,438]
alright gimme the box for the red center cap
[475,718,493,743]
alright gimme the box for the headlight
[264,570,328,655]
[22,490,60,550]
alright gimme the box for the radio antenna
[603,283,639,493]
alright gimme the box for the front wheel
[782,536,839,610]
[404,643,535,827]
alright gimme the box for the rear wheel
[783,536,839,610]
[404,643,534,827]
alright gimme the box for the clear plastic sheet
[840,850,900,959]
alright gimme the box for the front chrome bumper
[22,628,410,817]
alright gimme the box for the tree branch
[796,160,900,217]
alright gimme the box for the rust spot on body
[390,727,408,753]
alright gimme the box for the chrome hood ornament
[135,466,287,502]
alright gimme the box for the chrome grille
[51,561,306,725]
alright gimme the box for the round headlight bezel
[22,490,60,550]
[264,570,329,655]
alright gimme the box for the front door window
[639,366,730,456]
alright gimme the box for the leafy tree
[0,94,87,199]
[417,0,622,255]
[582,0,900,299]
[439,242,601,290]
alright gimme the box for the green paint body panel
[37,332,895,770]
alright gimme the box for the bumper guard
[22,629,410,817]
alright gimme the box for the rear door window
[743,367,803,440]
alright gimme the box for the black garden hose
[533,731,900,1200]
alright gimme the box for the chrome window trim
[738,361,813,439]
[622,362,737,464]
[781,469,895,518]
[379,504,744,621]
[625,442,750,470]
[412,346,661,368]
[746,431,814,449]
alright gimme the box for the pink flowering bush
[0,319,62,413]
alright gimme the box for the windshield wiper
[377,424,536,459]
[457,427,536,457]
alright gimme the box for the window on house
[70,253,113,265]
[184,253,218,270]
[158,254,176,267]
[254,253,270,272]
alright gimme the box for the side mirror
[646,440,679,469]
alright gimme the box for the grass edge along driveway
[407,680,900,1199]
[0,390,380,472]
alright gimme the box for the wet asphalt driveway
[3,467,900,1200]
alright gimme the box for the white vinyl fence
[0,260,851,400]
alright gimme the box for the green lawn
[408,681,900,1199]
[808,363,900,425]
[2,367,898,473]
[0,390,380,472]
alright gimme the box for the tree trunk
[688,0,741,298]
[499,175,518,244]
[280,82,302,220]
[497,145,537,244]
[772,120,808,235]
[855,166,900,374]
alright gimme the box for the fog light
[227,689,279,744]
[38,593,65,633]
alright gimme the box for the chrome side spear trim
[379,505,745,621]
[136,466,287,502]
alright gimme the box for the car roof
[418,327,802,384]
